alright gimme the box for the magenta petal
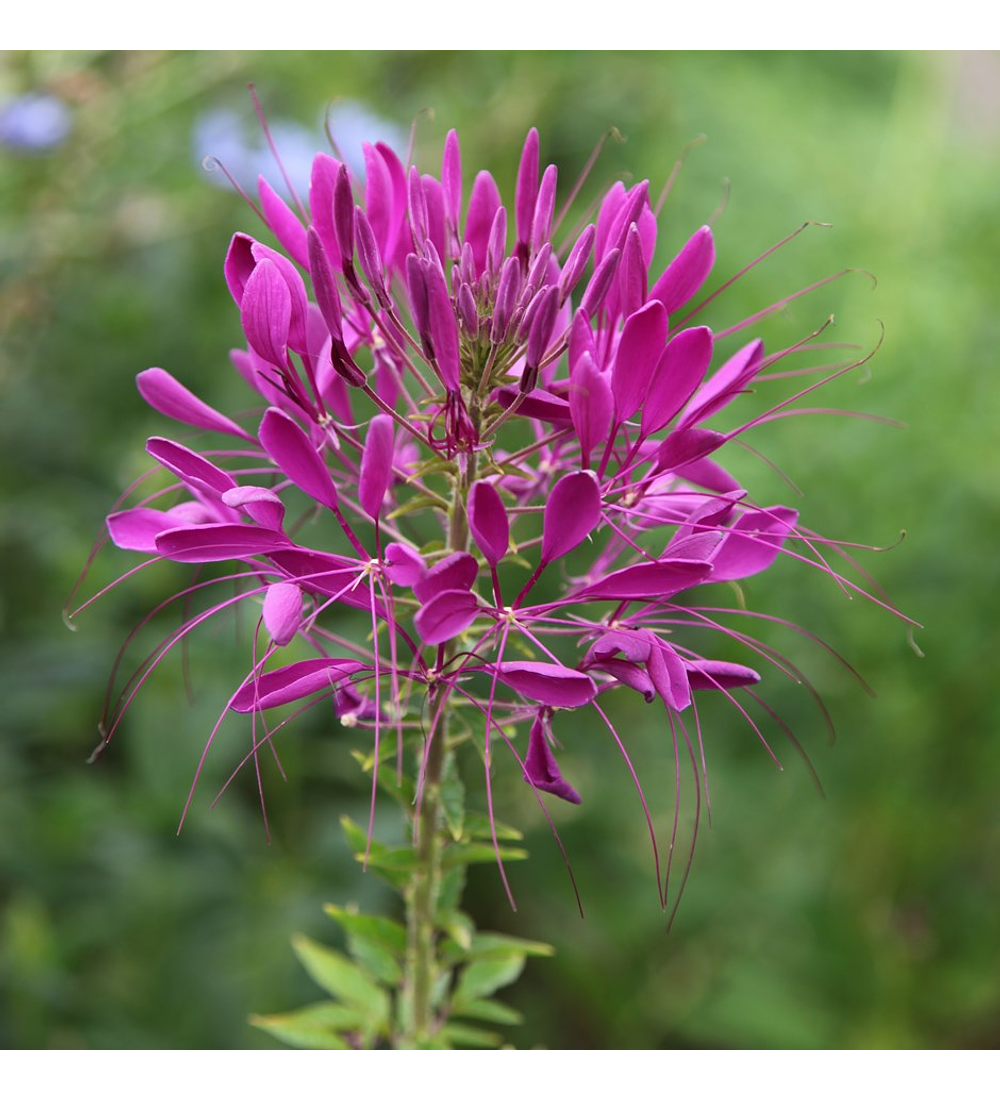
[221,486,286,532]
[413,588,480,646]
[675,457,743,495]
[442,129,463,232]
[106,507,178,552]
[649,225,715,313]
[654,428,726,473]
[674,489,745,541]
[569,352,613,468]
[541,470,602,564]
[136,368,252,441]
[263,581,303,647]
[588,629,652,664]
[524,712,581,803]
[240,258,291,366]
[425,262,461,390]
[495,661,596,708]
[495,387,573,425]
[308,153,343,267]
[258,176,309,270]
[358,414,395,519]
[514,127,540,250]
[155,523,292,562]
[568,308,597,371]
[363,143,396,261]
[267,548,378,613]
[230,658,365,713]
[641,325,714,436]
[664,529,725,561]
[146,437,236,498]
[224,233,256,306]
[578,558,712,601]
[647,639,692,711]
[530,163,557,252]
[611,299,669,423]
[468,481,509,567]
[412,552,478,602]
[680,338,764,429]
[464,170,502,276]
[590,657,656,702]
[422,175,448,263]
[579,247,621,318]
[258,408,339,510]
[617,222,648,321]
[709,506,799,581]
[686,659,762,691]
[384,542,427,588]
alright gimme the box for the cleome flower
[73,123,905,912]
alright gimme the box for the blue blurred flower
[193,100,406,199]
[0,92,72,153]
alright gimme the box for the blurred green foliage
[1,50,997,1049]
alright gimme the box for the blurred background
[1,50,997,1049]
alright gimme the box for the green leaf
[249,1002,358,1049]
[441,842,529,869]
[437,865,466,915]
[439,909,474,953]
[467,932,555,959]
[387,494,446,520]
[339,815,414,889]
[325,906,406,987]
[349,750,418,807]
[463,813,523,842]
[438,1022,503,1048]
[440,756,465,841]
[455,955,526,1003]
[449,998,524,1027]
[493,460,535,480]
[408,455,457,479]
[292,935,391,1030]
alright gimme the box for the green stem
[399,434,478,1048]
[400,700,448,1046]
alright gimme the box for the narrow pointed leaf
[291,935,390,1023]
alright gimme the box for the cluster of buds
[83,125,890,905]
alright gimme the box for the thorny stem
[399,424,478,1048]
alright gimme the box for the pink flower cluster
[88,126,883,903]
